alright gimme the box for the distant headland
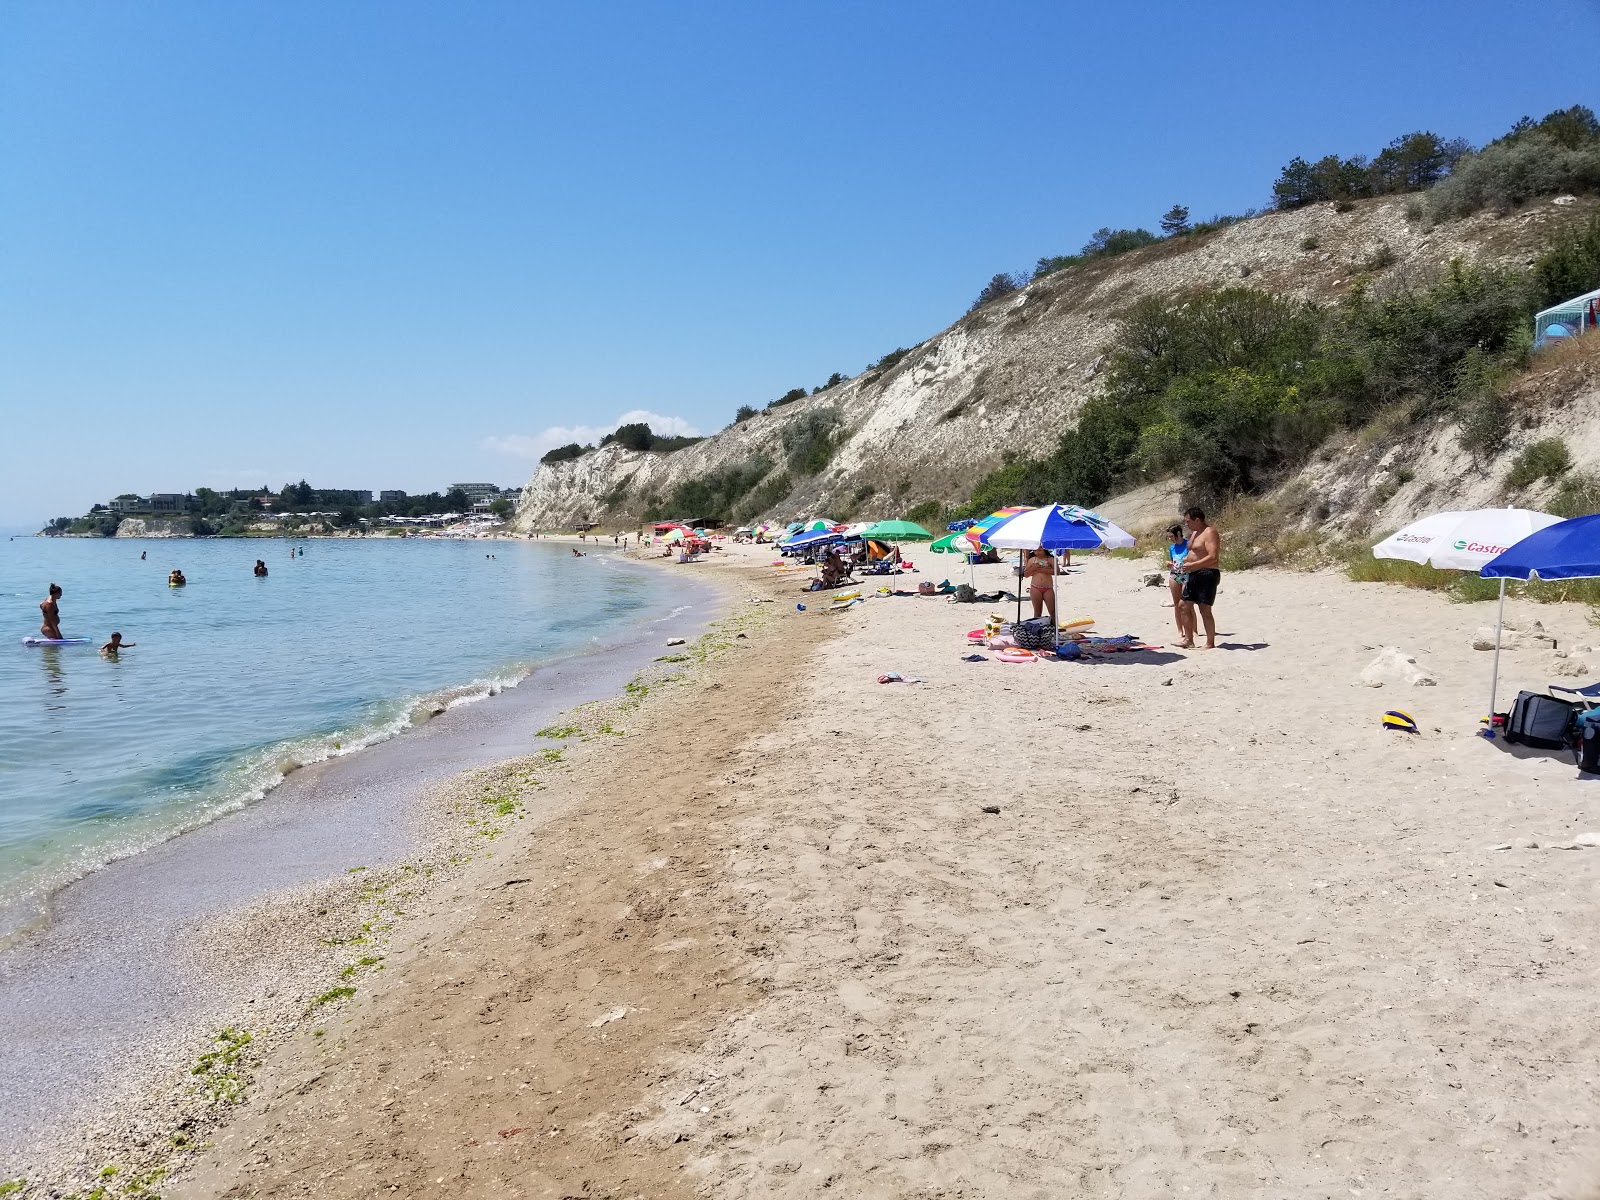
[40,481,524,538]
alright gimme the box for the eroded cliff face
[516,196,1587,531]
[112,518,193,538]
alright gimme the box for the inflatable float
[21,637,90,646]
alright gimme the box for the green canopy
[858,520,933,541]
[930,531,977,553]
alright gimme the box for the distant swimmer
[40,583,64,640]
[168,569,187,587]
[254,559,269,577]
[100,632,135,656]
[572,548,585,557]
[140,551,146,561]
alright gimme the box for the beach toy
[796,603,806,611]
[995,649,1036,663]
[1383,709,1419,734]
[21,637,90,646]
[1059,616,1095,633]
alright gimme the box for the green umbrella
[859,520,933,541]
[930,531,979,553]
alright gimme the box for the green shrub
[969,272,1025,312]
[540,442,584,464]
[869,348,912,373]
[1532,212,1600,311]
[1299,235,1321,251]
[1032,254,1083,280]
[904,499,946,527]
[1081,227,1159,257]
[642,457,773,522]
[1506,437,1573,490]
[1429,131,1600,218]
[1551,471,1600,518]
[733,404,758,423]
[734,471,791,521]
[781,407,841,476]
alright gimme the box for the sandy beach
[18,541,1600,1197]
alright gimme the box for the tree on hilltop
[969,272,1025,312]
[1160,205,1191,236]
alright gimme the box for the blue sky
[1,0,1595,526]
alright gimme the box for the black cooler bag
[1503,691,1578,750]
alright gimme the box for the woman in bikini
[1023,549,1057,622]
[40,583,64,640]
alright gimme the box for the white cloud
[482,410,701,463]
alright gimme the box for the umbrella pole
[1052,558,1060,648]
[1487,575,1507,730]
[1016,552,1024,627]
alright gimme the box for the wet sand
[0,555,723,1180]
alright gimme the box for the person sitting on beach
[1178,507,1222,650]
[100,632,135,656]
[1164,523,1189,640]
[168,569,187,586]
[253,559,269,577]
[1023,549,1057,622]
[40,583,64,640]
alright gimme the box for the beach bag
[1012,619,1054,651]
[1579,710,1600,773]
[953,584,978,603]
[1503,690,1578,751]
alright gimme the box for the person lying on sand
[100,632,135,656]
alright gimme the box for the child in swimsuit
[100,632,135,656]
[1165,524,1188,639]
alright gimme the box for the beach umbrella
[1479,512,1600,723]
[1373,507,1561,723]
[799,518,838,532]
[782,529,842,552]
[930,531,980,553]
[963,506,1031,546]
[858,519,934,541]
[982,505,1137,638]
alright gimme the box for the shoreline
[0,540,683,948]
[16,542,1600,1196]
[0,551,731,1187]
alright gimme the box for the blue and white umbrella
[981,505,1136,639]
[1479,512,1600,726]
[982,504,1136,552]
[781,528,843,553]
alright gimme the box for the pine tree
[1159,205,1190,236]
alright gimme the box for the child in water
[100,632,135,656]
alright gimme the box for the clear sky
[1,0,1595,526]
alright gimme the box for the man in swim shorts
[40,583,64,640]
[1178,507,1221,649]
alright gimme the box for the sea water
[0,534,682,936]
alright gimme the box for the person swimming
[100,632,136,656]
[254,560,269,577]
[168,569,187,587]
[40,583,64,640]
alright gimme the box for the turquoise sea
[0,535,686,935]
